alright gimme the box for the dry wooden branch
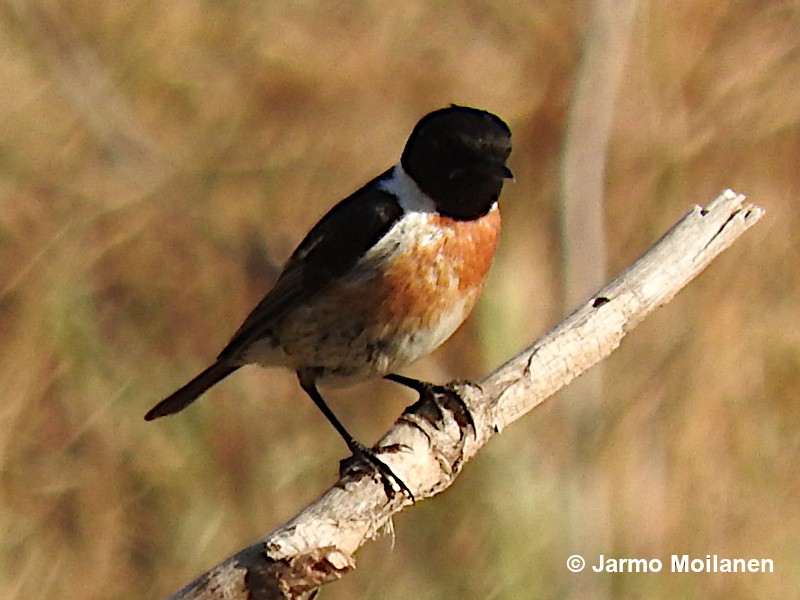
[165,190,764,600]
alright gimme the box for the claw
[342,441,415,502]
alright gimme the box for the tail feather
[145,361,238,421]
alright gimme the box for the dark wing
[217,169,404,362]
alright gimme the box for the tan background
[0,1,797,598]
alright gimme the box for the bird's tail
[144,361,238,421]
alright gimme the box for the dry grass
[1,0,798,598]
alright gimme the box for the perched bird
[146,105,512,496]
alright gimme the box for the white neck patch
[378,164,437,214]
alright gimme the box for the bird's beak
[469,162,514,180]
[484,163,514,180]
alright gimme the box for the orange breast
[269,203,501,377]
[376,203,501,330]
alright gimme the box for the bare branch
[165,190,764,600]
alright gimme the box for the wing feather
[217,170,404,361]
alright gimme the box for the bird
[145,105,513,497]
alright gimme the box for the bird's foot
[386,374,476,437]
[340,440,415,503]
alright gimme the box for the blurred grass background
[0,0,798,598]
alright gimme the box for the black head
[401,105,512,219]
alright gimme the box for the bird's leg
[383,373,438,396]
[298,374,414,501]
